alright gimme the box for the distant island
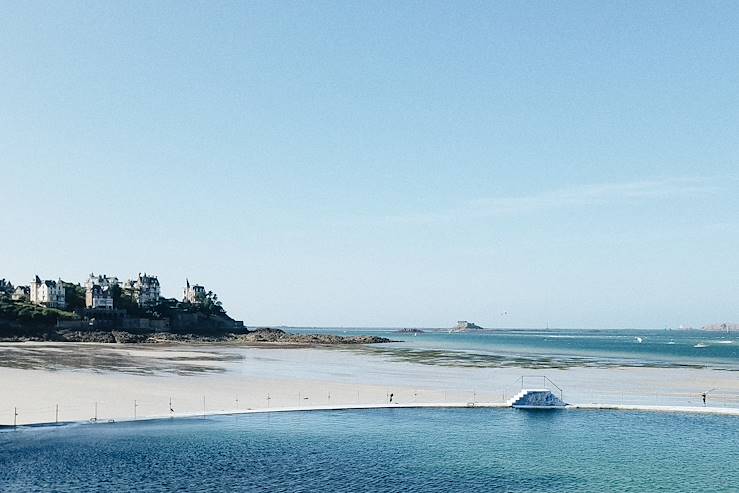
[0,275,392,345]
[452,320,484,331]
[699,323,736,332]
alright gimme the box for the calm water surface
[2,408,737,492]
[295,328,739,370]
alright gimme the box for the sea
[1,328,738,491]
[1,408,737,492]
[293,327,739,370]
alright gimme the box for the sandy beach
[2,342,738,426]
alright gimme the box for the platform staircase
[506,376,568,409]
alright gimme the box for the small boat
[635,337,643,343]
[693,343,708,348]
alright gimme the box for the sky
[1,1,737,328]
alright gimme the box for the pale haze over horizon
[1,2,737,329]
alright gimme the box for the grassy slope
[0,298,79,324]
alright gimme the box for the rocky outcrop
[233,329,393,345]
[0,327,395,345]
[49,330,149,343]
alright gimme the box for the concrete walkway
[570,403,739,416]
[5,400,739,430]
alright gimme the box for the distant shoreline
[285,326,736,333]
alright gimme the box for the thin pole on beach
[55,404,59,424]
[13,407,17,429]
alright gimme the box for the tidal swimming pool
[1,408,737,492]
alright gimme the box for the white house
[30,276,66,309]
[85,273,118,310]
[12,285,30,301]
[183,279,205,304]
[124,273,161,307]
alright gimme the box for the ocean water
[293,327,739,370]
[2,408,737,492]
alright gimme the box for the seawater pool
[1,408,738,492]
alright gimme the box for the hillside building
[183,279,205,304]
[30,276,66,309]
[12,285,30,301]
[124,273,161,307]
[85,274,118,310]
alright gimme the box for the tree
[63,282,86,311]
[196,290,224,316]
[111,284,144,316]
[0,279,14,297]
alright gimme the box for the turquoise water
[2,408,737,492]
[294,328,739,370]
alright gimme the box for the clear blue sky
[1,1,737,328]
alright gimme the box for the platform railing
[518,375,564,402]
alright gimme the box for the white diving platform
[507,389,568,409]
[506,376,568,409]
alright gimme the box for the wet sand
[1,342,738,425]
